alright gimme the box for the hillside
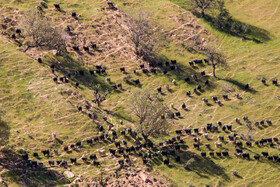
[0,0,279,186]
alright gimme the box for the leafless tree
[189,0,217,17]
[92,84,108,107]
[125,11,159,62]
[204,46,227,78]
[20,9,67,53]
[128,88,168,141]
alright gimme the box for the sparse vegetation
[0,0,279,186]
[189,0,217,17]
[204,46,227,78]
[126,10,160,62]
[128,88,168,140]
[20,9,67,53]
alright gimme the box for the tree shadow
[180,151,230,181]
[45,54,112,92]
[223,78,257,93]
[193,12,271,43]
[0,120,10,147]
[0,149,70,186]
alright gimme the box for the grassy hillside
[0,0,279,186]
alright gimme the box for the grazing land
[0,0,279,186]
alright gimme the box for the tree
[20,9,67,53]
[204,46,227,78]
[92,84,108,107]
[126,11,159,63]
[189,0,216,17]
[128,88,168,141]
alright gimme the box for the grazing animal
[226,125,232,131]
[16,28,21,34]
[194,128,199,133]
[242,153,250,159]
[75,141,81,147]
[218,136,224,141]
[193,143,200,149]
[203,98,208,104]
[73,46,79,51]
[175,130,182,134]
[142,69,148,73]
[71,12,76,17]
[228,136,234,141]
[262,152,269,157]
[70,158,77,164]
[86,139,93,144]
[254,155,260,160]
[246,142,252,147]
[215,142,222,148]
[189,61,194,66]
[245,84,250,89]
[186,91,191,96]
[216,152,221,156]
[203,133,208,139]
[268,156,273,161]
[133,79,140,84]
[266,120,272,125]
[222,95,228,100]
[91,44,97,49]
[212,97,218,101]
[22,154,28,160]
[209,152,214,157]
[272,79,278,85]
[205,79,209,85]
[49,161,55,166]
[90,154,97,160]
[201,152,207,157]
[115,142,121,148]
[201,71,206,76]
[222,152,229,157]
[171,60,176,64]
[184,129,191,134]
[164,159,169,165]
[42,150,50,157]
[54,4,60,9]
[90,70,94,75]
[53,77,58,83]
[83,46,89,51]
[175,145,180,151]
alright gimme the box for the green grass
[0,0,280,186]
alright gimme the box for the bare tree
[92,84,108,107]
[20,9,67,53]
[125,11,159,62]
[128,88,168,141]
[204,46,227,78]
[189,0,216,17]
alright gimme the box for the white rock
[64,171,75,178]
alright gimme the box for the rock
[64,171,75,178]
[52,50,58,55]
